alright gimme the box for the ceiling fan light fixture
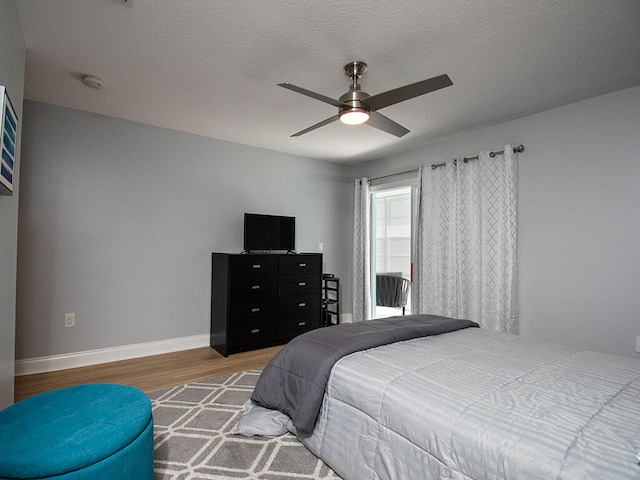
[339,107,370,125]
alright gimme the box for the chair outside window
[375,272,411,315]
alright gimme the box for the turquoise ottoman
[0,384,153,480]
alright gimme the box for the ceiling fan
[279,61,452,138]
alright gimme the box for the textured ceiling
[16,0,640,164]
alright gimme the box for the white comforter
[298,328,640,479]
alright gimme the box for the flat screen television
[243,213,295,252]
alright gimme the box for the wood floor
[14,345,282,403]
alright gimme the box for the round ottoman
[0,384,153,480]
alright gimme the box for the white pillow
[234,400,292,437]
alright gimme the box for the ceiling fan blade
[365,74,453,111]
[291,115,339,137]
[366,112,410,137]
[278,83,345,108]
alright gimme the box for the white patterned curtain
[352,178,372,322]
[413,146,519,333]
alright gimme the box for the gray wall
[353,85,640,358]
[15,75,640,365]
[16,102,352,360]
[0,1,25,408]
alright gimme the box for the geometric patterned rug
[149,369,342,480]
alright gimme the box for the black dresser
[210,252,323,356]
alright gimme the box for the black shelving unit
[322,276,340,326]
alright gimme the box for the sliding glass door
[370,181,416,318]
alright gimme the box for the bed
[240,315,640,479]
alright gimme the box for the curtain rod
[431,144,525,170]
[370,168,419,182]
[370,144,525,179]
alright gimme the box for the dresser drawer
[279,274,321,296]
[228,298,280,321]
[230,255,278,277]
[279,254,322,275]
[229,275,278,298]
[280,314,319,336]
[228,321,274,344]
[276,294,321,316]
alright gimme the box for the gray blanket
[251,314,478,433]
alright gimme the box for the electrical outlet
[318,242,324,253]
[64,313,75,328]
[636,336,640,353]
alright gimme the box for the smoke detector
[81,75,104,90]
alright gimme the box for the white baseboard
[15,334,210,376]
[15,317,354,376]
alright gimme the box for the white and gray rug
[149,369,341,480]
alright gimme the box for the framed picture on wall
[0,86,18,196]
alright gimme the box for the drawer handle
[299,263,307,267]
[251,308,260,312]
[298,321,306,326]
[252,285,261,290]
[298,282,306,286]
[299,302,306,307]
[252,264,261,269]
[251,328,260,334]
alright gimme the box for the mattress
[298,328,640,480]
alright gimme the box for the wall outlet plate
[64,313,75,328]
[636,336,640,353]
